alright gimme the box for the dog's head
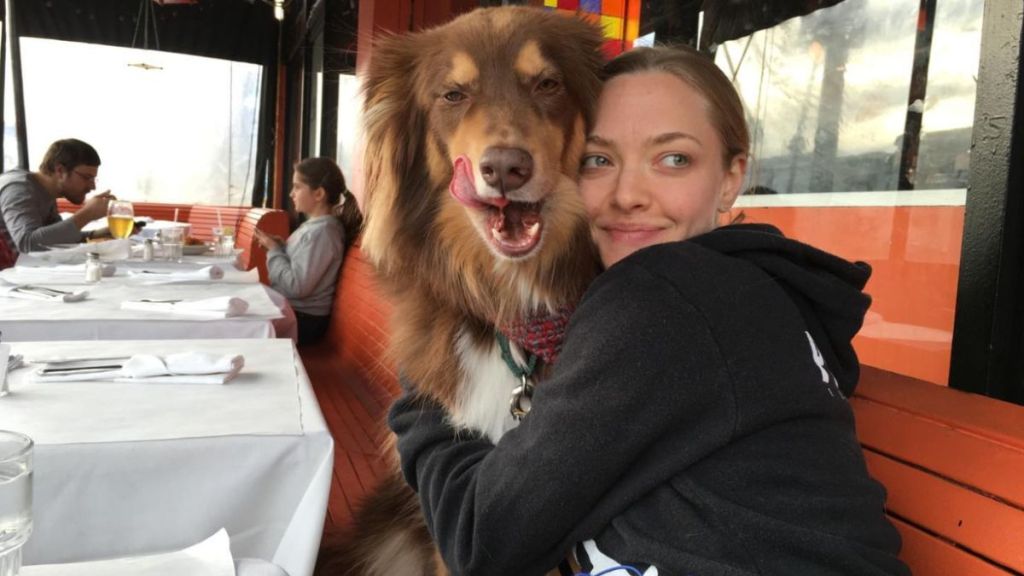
[361,7,603,321]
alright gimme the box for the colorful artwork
[541,0,641,57]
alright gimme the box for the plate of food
[182,236,211,255]
[182,245,211,256]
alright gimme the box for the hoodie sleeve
[389,260,739,576]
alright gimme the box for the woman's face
[290,173,322,216]
[579,71,746,268]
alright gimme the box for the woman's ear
[314,186,328,204]
[717,154,748,213]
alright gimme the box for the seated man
[0,138,114,269]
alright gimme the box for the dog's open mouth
[450,156,544,258]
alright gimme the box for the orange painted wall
[732,205,965,386]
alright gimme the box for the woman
[388,46,908,575]
[255,157,362,346]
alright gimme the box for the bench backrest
[234,208,289,283]
[852,367,1024,575]
[186,205,250,241]
[323,241,399,412]
[56,199,191,223]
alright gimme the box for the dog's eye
[535,78,561,94]
[442,90,467,103]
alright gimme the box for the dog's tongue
[450,156,507,210]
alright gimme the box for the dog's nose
[479,147,533,193]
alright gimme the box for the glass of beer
[107,200,135,240]
[0,430,32,576]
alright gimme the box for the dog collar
[496,332,536,420]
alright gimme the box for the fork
[23,285,71,295]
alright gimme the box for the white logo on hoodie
[805,331,844,398]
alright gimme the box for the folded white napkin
[0,278,88,302]
[20,528,234,576]
[127,265,225,284]
[120,296,249,318]
[33,352,245,385]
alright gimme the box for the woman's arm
[390,260,739,576]
[266,222,341,299]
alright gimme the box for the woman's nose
[611,167,651,211]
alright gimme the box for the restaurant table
[0,256,296,341]
[2,338,332,576]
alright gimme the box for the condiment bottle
[84,252,103,284]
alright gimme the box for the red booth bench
[304,240,1024,575]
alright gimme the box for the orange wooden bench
[233,208,289,283]
[298,241,398,538]
[57,198,192,223]
[303,239,1024,574]
[852,367,1024,575]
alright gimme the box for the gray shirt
[0,169,83,253]
[266,214,345,316]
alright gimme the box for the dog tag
[509,374,535,420]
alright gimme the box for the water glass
[0,345,10,399]
[107,200,135,240]
[212,226,235,257]
[162,226,185,262]
[0,431,32,576]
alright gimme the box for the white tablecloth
[0,281,286,341]
[2,339,331,576]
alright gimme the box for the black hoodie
[389,224,909,576]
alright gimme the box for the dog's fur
[318,8,604,575]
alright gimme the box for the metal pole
[0,2,7,172]
[5,0,28,169]
[897,0,937,190]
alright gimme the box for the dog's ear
[360,32,430,271]
[535,12,606,129]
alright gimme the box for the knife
[38,364,123,375]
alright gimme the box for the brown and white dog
[318,7,604,575]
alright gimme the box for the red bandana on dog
[500,305,576,365]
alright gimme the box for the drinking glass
[212,226,235,257]
[107,200,135,240]
[0,431,32,576]
[162,226,185,262]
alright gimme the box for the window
[706,0,983,385]
[5,39,261,206]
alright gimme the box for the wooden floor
[301,349,394,536]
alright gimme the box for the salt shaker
[142,238,155,262]
[84,252,103,283]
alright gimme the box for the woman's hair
[39,138,101,175]
[294,156,363,248]
[603,45,750,166]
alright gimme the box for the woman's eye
[581,155,609,169]
[536,78,560,93]
[659,154,689,168]
[442,90,467,103]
